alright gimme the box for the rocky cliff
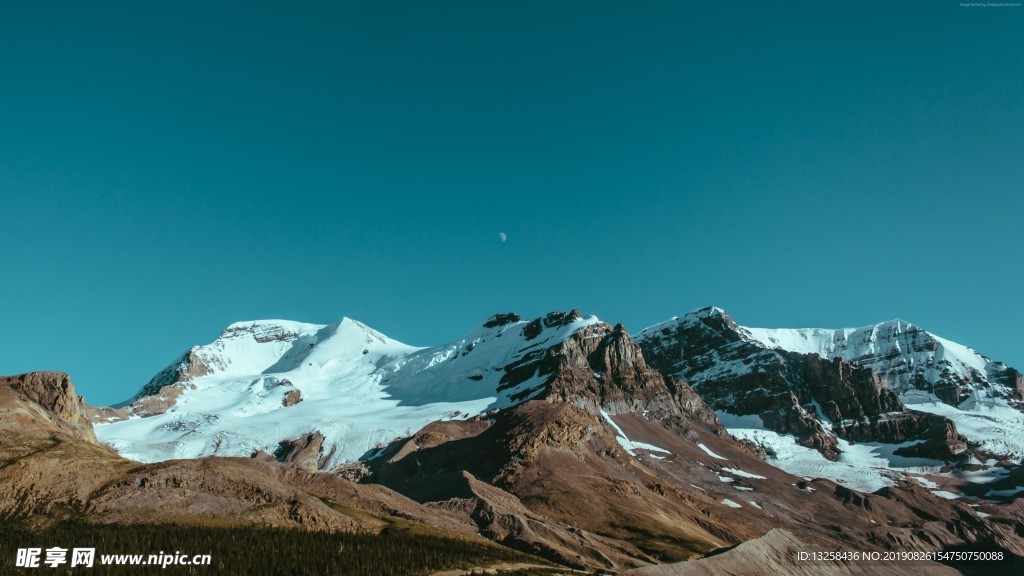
[0,371,98,444]
[634,308,966,460]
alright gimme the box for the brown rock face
[274,431,327,470]
[136,349,212,398]
[0,372,98,444]
[282,388,303,407]
[1004,367,1024,402]
[780,352,966,460]
[361,313,794,571]
[544,323,684,416]
[118,349,213,417]
[498,318,725,436]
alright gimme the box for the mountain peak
[482,312,523,329]
[694,305,728,317]
[97,309,607,468]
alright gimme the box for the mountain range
[4,306,1023,574]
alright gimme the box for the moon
[499,232,507,243]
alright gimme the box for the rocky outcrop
[282,388,303,407]
[274,431,327,470]
[135,349,212,398]
[1000,367,1024,403]
[834,407,967,457]
[0,372,98,444]
[781,352,966,460]
[117,350,212,418]
[496,314,726,437]
[225,321,301,344]
[483,312,523,329]
[521,310,581,341]
[636,307,756,386]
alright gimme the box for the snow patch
[910,476,939,489]
[697,443,727,460]
[903,400,1024,459]
[717,410,951,493]
[722,467,766,480]
[599,409,671,456]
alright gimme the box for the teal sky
[2,1,1021,405]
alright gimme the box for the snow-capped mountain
[637,307,1022,410]
[95,306,1024,498]
[96,311,606,469]
[635,307,1024,490]
[19,308,1024,571]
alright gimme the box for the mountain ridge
[6,303,1024,573]
[92,306,1024,499]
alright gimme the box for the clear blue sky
[2,1,1021,405]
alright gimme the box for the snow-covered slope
[95,313,602,469]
